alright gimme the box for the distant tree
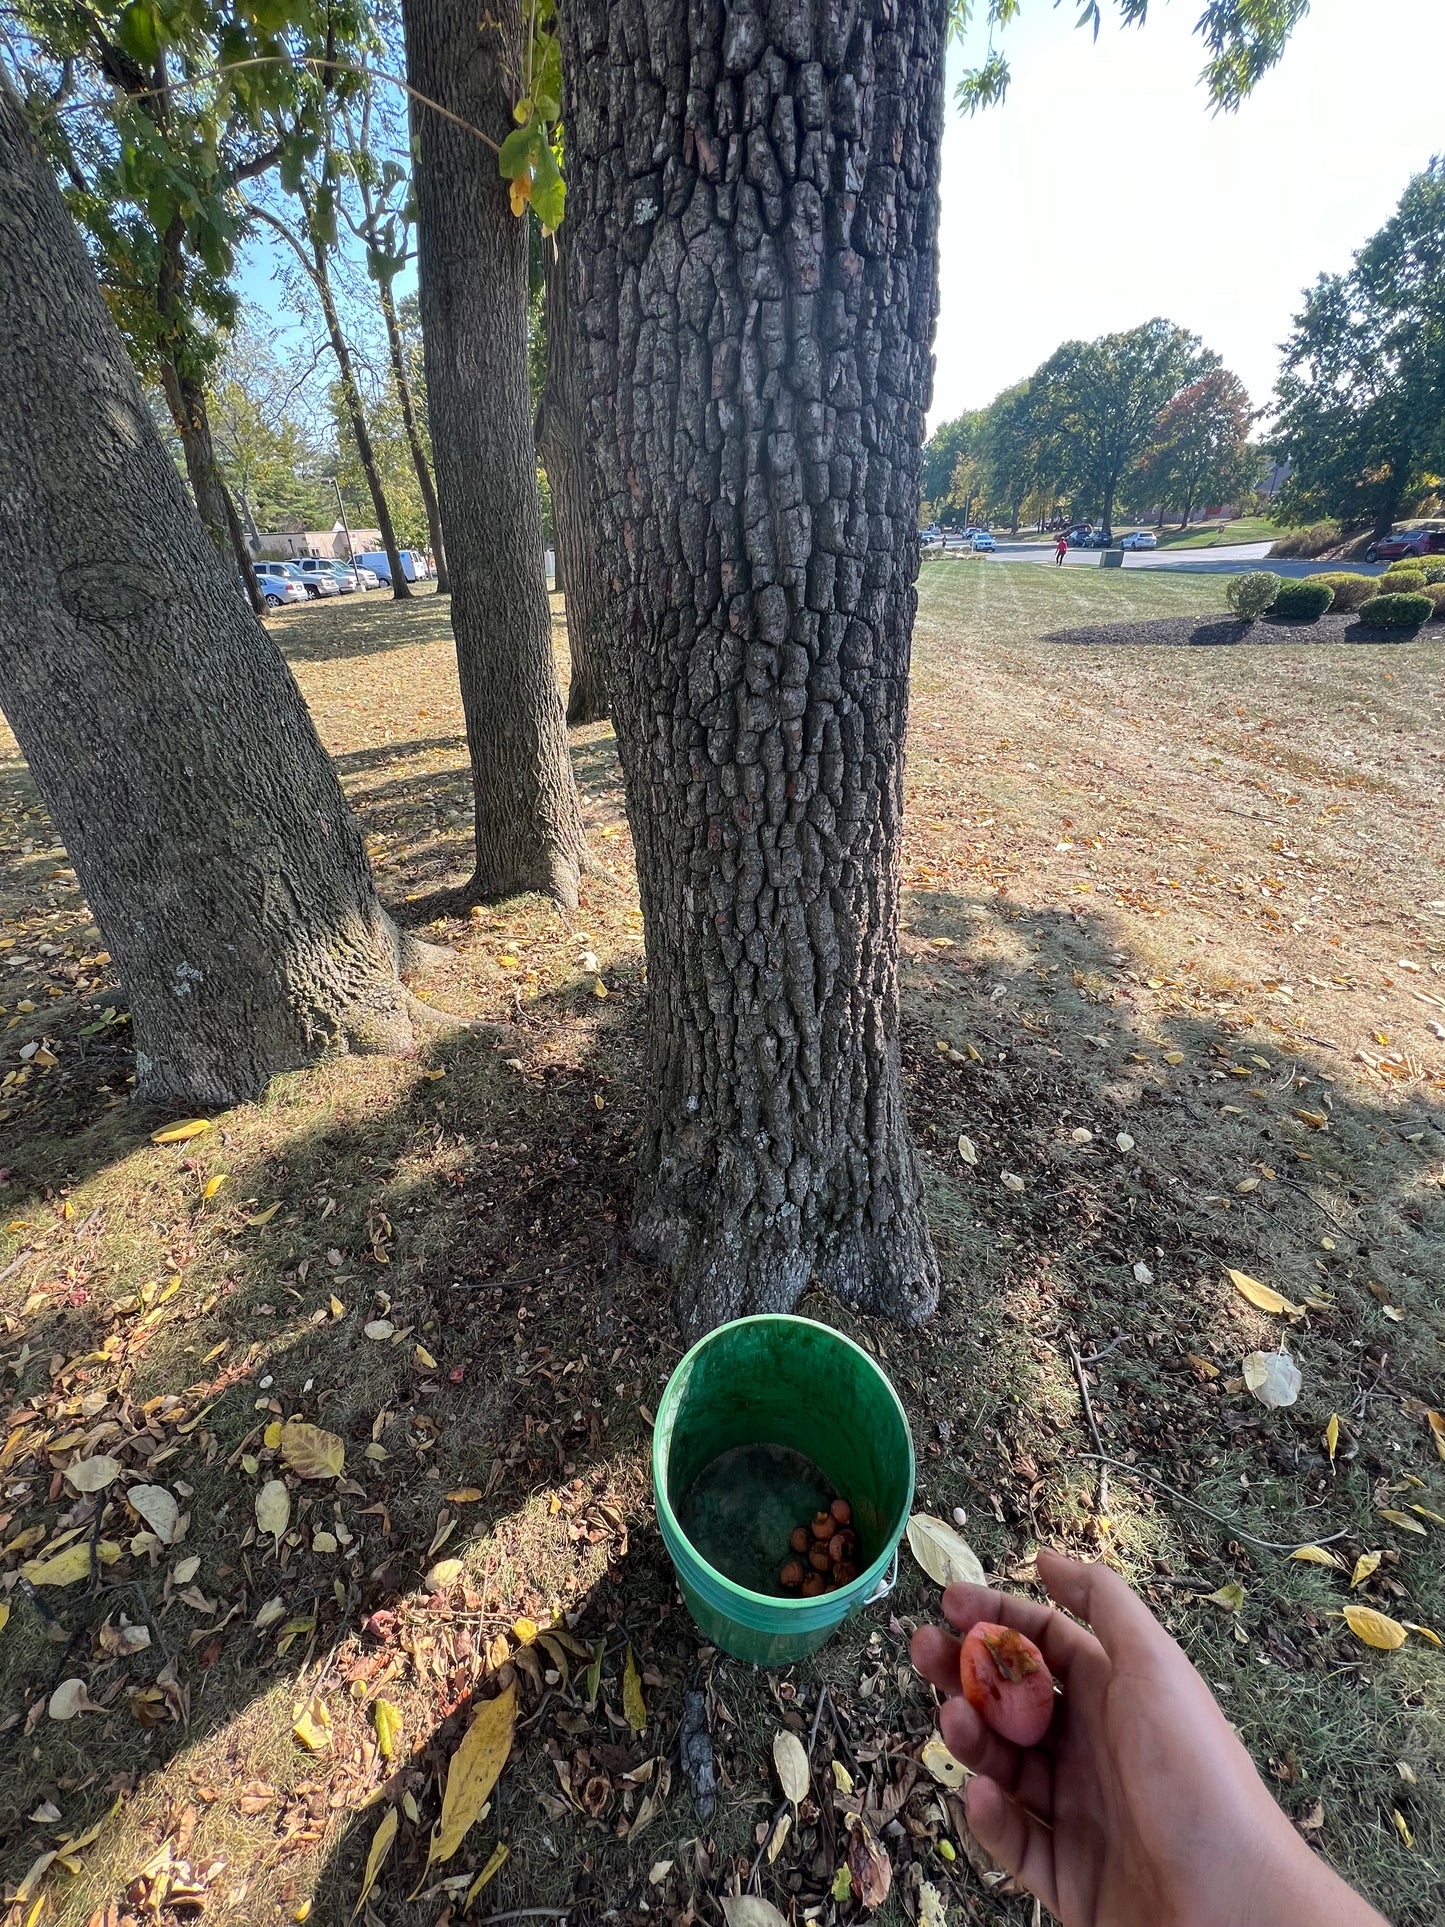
[210,329,334,538]
[1035,320,1207,534]
[1137,368,1253,527]
[1272,159,1445,539]
[979,381,1047,534]
[921,412,984,519]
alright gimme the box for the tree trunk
[402,0,587,910]
[312,245,412,601]
[560,0,945,1335]
[378,277,450,595]
[538,228,608,724]
[0,75,430,1107]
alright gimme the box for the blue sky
[237,0,1445,434]
[931,0,1445,427]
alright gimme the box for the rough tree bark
[538,229,608,723]
[0,77,435,1107]
[402,0,587,908]
[560,0,945,1333]
[377,277,450,595]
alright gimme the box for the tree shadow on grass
[2,885,1442,1925]
[271,588,455,667]
[1047,612,1433,649]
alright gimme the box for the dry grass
[1,568,1441,1926]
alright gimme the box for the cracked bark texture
[0,77,424,1107]
[560,0,945,1334]
[539,228,609,724]
[403,0,587,908]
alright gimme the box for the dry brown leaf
[623,1644,647,1731]
[847,1822,892,1907]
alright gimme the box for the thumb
[964,1776,1056,1916]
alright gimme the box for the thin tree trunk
[538,229,607,725]
[0,75,431,1106]
[378,277,449,594]
[311,245,412,601]
[560,0,945,1334]
[402,0,587,910]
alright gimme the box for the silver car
[296,557,346,595]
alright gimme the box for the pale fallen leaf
[1227,1269,1302,1318]
[425,1684,516,1871]
[350,1805,397,1921]
[957,1134,978,1166]
[649,1856,675,1884]
[720,1901,787,1927]
[1350,1551,1382,1590]
[1242,1351,1301,1410]
[49,1678,99,1720]
[773,1729,810,1805]
[1428,1412,1445,1462]
[244,1202,282,1227]
[1342,1605,1407,1651]
[425,1558,464,1592]
[256,1479,291,1539]
[1291,1545,1341,1569]
[150,1118,213,1144]
[1116,1132,1135,1152]
[766,1812,791,1862]
[363,1319,395,1342]
[415,1344,438,1370]
[1000,1170,1025,1193]
[128,1483,180,1544]
[67,1454,121,1492]
[907,1512,986,1589]
[919,1879,949,1927]
[281,1420,344,1481]
[1070,1127,1093,1144]
[920,1732,968,1788]
[1133,1260,1154,1285]
[0,1601,9,1637]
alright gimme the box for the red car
[1365,528,1445,562]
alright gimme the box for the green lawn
[1153,514,1281,549]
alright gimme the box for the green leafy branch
[495,0,564,231]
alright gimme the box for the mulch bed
[1046,610,1437,648]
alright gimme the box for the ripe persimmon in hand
[959,1620,1055,1747]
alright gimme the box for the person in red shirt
[1055,534,1069,565]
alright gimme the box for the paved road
[927,540,1386,581]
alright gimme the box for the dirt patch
[1046,610,1435,648]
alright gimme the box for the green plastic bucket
[653,1315,915,1665]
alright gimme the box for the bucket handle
[865,1545,899,1607]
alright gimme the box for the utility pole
[329,477,355,564]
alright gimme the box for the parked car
[355,548,427,585]
[297,557,349,594]
[1082,528,1113,549]
[255,560,325,601]
[1364,529,1445,563]
[919,529,944,552]
[248,566,306,609]
[1066,524,1094,547]
[971,531,996,552]
[1119,529,1157,551]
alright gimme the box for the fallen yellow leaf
[1202,1583,1245,1613]
[463,1844,510,1910]
[512,1617,538,1646]
[281,1420,345,1481]
[446,1488,483,1504]
[256,1479,291,1539]
[351,1806,397,1921]
[1342,1605,1407,1651]
[1378,1509,1427,1536]
[150,1118,213,1144]
[623,1644,647,1731]
[1350,1551,1382,1590]
[22,1540,121,1587]
[293,1697,332,1751]
[1324,1414,1340,1465]
[1427,1412,1445,1462]
[1394,1809,1414,1848]
[245,1202,282,1227]
[1403,1621,1443,1648]
[425,1685,516,1872]
[415,1344,438,1370]
[1290,1546,1340,1568]
[263,1421,283,1450]
[373,1698,403,1762]
[1226,1268,1302,1317]
[202,1173,228,1200]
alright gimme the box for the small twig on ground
[1066,1338,1109,1518]
[1080,1454,1350,1553]
[132,1580,171,1671]
[747,1684,831,1894]
[1276,1177,1351,1229]
[474,1913,571,1924]
[1077,1333,1129,1368]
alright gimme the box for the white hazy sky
[930,0,1445,431]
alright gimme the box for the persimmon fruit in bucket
[959,1621,1055,1747]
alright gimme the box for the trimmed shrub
[1381,566,1428,594]
[1226,571,1280,619]
[1310,572,1374,612]
[1417,559,1445,584]
[1270,579,1335,621]
[1270,521,1342,559]
[1357,592,1434,629]
[1422,583,1445,621]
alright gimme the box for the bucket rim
[652,1312,916,1625]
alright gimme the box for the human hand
[910,1550,1389,1927]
